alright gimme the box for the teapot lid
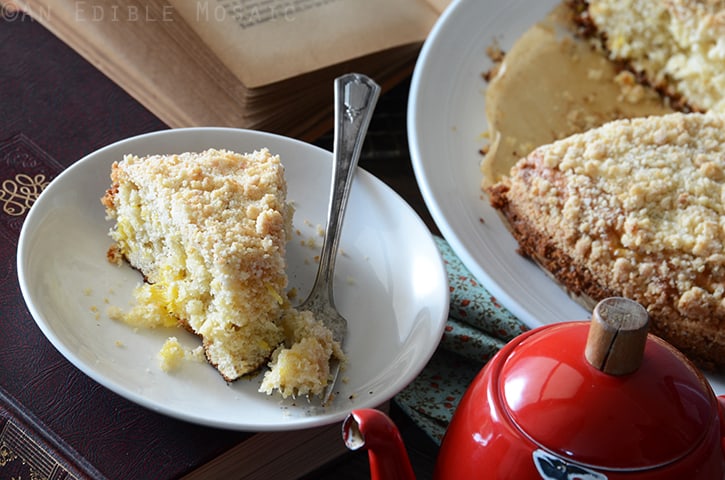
[499,298,717,470]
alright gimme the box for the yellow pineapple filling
[158,337,185,372]
[260,310,343,398]
[103,148,344,398]
[109,283,178,329]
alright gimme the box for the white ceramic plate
[409,0,725,394]
[17,127,449,431]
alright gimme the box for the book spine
[0,385,108,480]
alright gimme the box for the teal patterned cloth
[394,237,528,443]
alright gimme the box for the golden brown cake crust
[489,113,725,371]
[489,181,619,308]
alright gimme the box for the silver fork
[298,73,380,405]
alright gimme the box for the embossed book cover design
[0,18,251,478]
[0,135,105,480]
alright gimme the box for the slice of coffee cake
[489,113,725,370]
[102,148,343,397]
[103,148,290,381]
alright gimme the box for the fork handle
[310,73,381,305]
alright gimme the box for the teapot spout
[343,409,416,480]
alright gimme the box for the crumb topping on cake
[584,0,725,113]
[490,112,725,369]
[537,113,725,260]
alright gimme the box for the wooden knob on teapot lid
[585,297,649,375]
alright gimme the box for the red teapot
[343,297,725,479]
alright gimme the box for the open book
[10,0,451,140]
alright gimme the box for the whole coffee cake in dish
[102,148,342,397]
[574,0,725,113]
[488,113,725,370]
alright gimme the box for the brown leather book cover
[0,14,350,480]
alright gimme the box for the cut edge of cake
[570,0,725,114]
[102,147,343,398]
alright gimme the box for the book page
[11,0,258,127]
[168,0,439,88]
